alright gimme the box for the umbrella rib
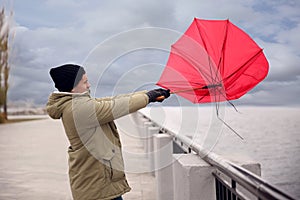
[195,19,215,85]
[214,89,244,140]
[216,113,244,140]
[195,19,223,87]
[213,20,229,86]
[172,45,214,86]
[223,49,264,86]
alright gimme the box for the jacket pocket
[101,148,125,182]
[68,146,107,194]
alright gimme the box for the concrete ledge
[172,153,262,200]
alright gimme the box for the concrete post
[173,154,216,200]
[143,121,152,153]
[148,127,160,176]
[138,117,149,138]
[153,134,174,200]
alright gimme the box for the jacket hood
[46,91,89,119]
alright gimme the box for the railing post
[143,121,152,154]
[173,154,216,200]
[138,116,149,139]
[153,134,174,200]
[148,126,160,176]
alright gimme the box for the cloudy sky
[1,0,300,106]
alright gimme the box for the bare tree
[0,7,12,122]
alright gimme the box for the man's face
[71,74,91,93]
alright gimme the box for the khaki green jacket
[47,91,149,200]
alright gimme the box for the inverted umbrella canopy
[157,18,269,103]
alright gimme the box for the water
[141,106,300,199]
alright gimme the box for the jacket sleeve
[94,96,113,101]
[94,90,148,102]
[73,91,149,128]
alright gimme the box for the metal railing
[138,111,296,200]
[214,172,247,200]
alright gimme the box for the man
[46,64,170,200]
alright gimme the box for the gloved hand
[146,88,170,103]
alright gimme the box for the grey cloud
[262,41,300,82]
[236,78,300,106]
[5,0,300,106]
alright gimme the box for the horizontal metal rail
[139,111,296,200]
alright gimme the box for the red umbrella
[157,18,269,103]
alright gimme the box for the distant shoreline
[7,107,47,116]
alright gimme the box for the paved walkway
[0,115,155,200]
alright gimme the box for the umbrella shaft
[156,84,222,101]
[171,83,222,94]
[155,90,190,101]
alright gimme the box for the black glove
[146,88,170,103]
